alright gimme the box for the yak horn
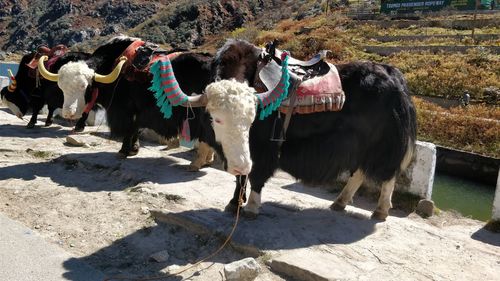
[7,69,16,92]
[94,56,127,84]
[181,94,208,107]
[37,55,59,82]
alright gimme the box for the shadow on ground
[62,221,239,281]
[0,152,207,192]
[0,123,71,139]
[154,201,378,252]
[281,182,411,219]
[63,201,379,281]
[471,227,500,247]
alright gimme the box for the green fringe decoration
[258,54,290,120]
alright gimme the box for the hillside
[0,0,326,53]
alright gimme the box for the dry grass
[414,97,500,158]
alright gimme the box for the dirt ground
[0,106,285,281]
[0,105,499,281]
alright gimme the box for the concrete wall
[492,170,500,221]
[0,76,9,90]
[396,141,436,199]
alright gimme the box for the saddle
[117,41,182,83]
[256,41,345,115]
[26,44,69,78]
[27,45,68,69]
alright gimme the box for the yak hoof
[44,120,53,127]
[242,209,259,220]
[73,126,85,133]
[186,164,201,172]
[371,210,388,221]
[330,201,346,212]
[26,122,36,129]
[119,147,139,157]
[224,203,238,214]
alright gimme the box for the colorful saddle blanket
[256,53,344,115]
[26,45,69,78]
[115,40,182,83]
[26,45,68,69]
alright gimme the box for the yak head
[204,80,257,175]
[1,53,37,118]
[37,56,126,120]
[37,36,136,119]
[153,39,288,176]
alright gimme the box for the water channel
[432,173,495,221]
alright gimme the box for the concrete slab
[0,213,105,281]
[148,173,500,281]
[492,169,500,221]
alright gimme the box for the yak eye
[214,118,223,125]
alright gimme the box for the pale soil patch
[0,106,283,281]
[0,105,498,281]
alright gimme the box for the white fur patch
[205,79,257,175]
[58,61,94,119]
[244,190,261,215]
[2,96,23,118]
[401,139,415,171]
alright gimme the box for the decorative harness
[254,43,345,143]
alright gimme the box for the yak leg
[44,105,56,127]
[27,95,44,129]
[371,177,396,221]
[74,112,89,132]
[241,142,279,218]
[331,170,365,211]
[119,121,140,157]
[188,142,214,171]
[224,175,248,213]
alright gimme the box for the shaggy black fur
[1,51,90,128]
[77,38,217,156]
[213,40,417,210]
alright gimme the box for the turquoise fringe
[258,54,290,120]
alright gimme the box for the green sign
[380,0,477,13]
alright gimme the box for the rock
[224,257,261,281]
[163,264,180,273]
[149,250,170,263]
[65,136,87,147]
[140,206,150,215]
[416,199,434,218]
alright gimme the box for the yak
[157,39,417,220]
[1,47,90,128]
[37,36,218,170]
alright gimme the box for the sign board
[380,0,479,13]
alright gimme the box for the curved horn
[94,56,127,84]
[37,55,59,82]
[7,69,17,92]
[149,57,207,120]
[183,93,208,107]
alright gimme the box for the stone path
[0,105,499,281]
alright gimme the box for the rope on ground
[103,176,248,281]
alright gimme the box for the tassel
[181,119,191,142]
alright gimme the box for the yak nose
[63,112,77,120]
[228,165,252,176]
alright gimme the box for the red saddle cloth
[122,51,182,83]
[26,45,69,70]
[280,63,344,114]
